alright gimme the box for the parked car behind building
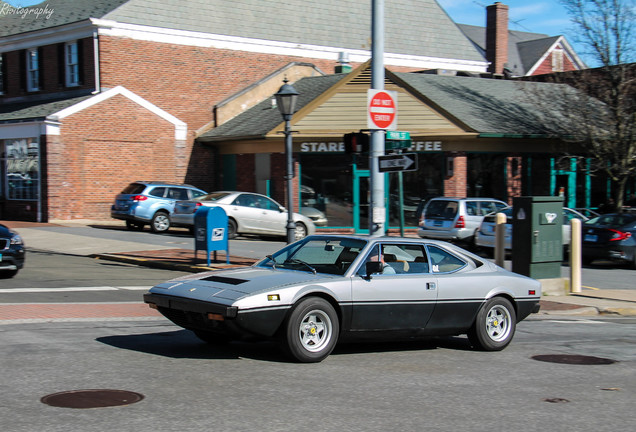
[418,197,508,245]
[111,182,207,233]
[171,191,315,240]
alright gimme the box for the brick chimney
[486,2,509,75]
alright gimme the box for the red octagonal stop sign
[368,90,397,130]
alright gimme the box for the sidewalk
[3,219,636,317]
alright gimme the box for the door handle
[427,282,436,290]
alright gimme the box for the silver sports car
[144,235,541,362]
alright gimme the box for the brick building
[0,0,592,229]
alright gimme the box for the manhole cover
[532,354,616,365]
[41,389,144,409]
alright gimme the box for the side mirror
[279,206,286,213]
[365,261,383,278]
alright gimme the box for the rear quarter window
[425,200,458,219]
[121,183,146,194]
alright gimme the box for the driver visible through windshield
[259,237,368,275]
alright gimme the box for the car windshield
[257,237,368,275]
[196,192,232,202]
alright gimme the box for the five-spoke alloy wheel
[281,297,339,363]
[468,296,516,351]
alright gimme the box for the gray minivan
[417,197,507,244]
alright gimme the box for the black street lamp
[274,78,300,244]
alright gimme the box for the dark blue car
[0,224,25,278]
[582,213,636,268]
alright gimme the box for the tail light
[132,195,147,202]
[454,215,465,228]
[609,229,631,242]
[192,202,203,213]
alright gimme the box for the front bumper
[144,293,288,338]
[0,247,25,270]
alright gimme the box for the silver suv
[111,182,206,233]
[418,197,508,244]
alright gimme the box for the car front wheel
[151,212,170,233]
[468,297,516,351]
[294,222,308,241]
[281,297,339,363]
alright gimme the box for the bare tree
[552,0,635,210]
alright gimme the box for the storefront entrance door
[353,169,369,233]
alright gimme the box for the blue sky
[4,0,594,65]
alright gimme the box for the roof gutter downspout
[92,27,100,93]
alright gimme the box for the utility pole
[369,0,386,236]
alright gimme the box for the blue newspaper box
[194,206,229,265]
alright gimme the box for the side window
[234,194,255,207]
[465,201,478,216]
[359,243,430,275]
[168,188,188,200]
[494,201,508,212]
[148,187,166,198]
[427,245,466,273]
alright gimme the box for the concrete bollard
[570,218,582,293]
[494,212,506,268]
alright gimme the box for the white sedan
[171,191,315,241]
[475,207,588,250]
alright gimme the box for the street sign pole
[370,0,385,237]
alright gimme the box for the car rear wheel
[227,218,238,239]
[294,222,308,241]
[150,212,170,233]
[468,297,516,351]
[281,297,339,363]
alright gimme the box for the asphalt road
[1,316,634,432]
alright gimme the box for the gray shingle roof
[394,72,576,134]
[200,71,584,140]
[1,0,484,63]
[0,0,129,37]
[457,23,558,76]
[0,94,92,122]
[199,74,346,141]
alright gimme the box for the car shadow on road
[96,329,289,362]
[97,330,474,363]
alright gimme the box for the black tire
[0,269,18,279]
[294,222,308,241]
[192,330,230,345]
[125,220,144,231]
[227,218,238,239]
[468,297,516,351]
[280,297,339,363]
[150,211,170,233]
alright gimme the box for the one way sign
[378,153,418,172]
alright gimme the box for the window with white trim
[552,48,564,72]
[65,41,79,87]
[26,48,39,91]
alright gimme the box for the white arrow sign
[378,153,417,172]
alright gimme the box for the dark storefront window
[300,154,354,227]
[388,153,444,227]
[467,154,506,199]
[2,138,40,200]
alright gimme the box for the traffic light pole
[369,0,386,237]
